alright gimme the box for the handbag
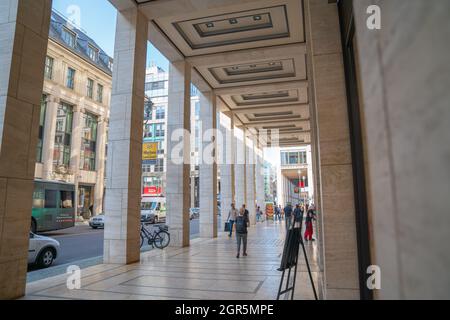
[224,221,231,232]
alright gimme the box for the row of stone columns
[104,6,264,262]
[217,120,264,225]
[0,1,265,299]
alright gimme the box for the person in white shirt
[227,203,238,237]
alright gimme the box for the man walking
[227,203,238,237]
[284,203,293,230]
[235,207,250,258]
[274,205,281,221]
[242,204,249,223]
[294,204,304,223]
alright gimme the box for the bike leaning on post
[140,223,170,249]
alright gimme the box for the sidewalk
[24,221,321,300]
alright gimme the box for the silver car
[28,233,60,268]
[89,213,105,229]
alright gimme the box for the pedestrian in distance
[304,206,317,241]
[256,206,263,222]
[274,205,280,221]
[227,203,238,237]
[235,207,250,258]
[294,204,303,223]
[284,203,293,231]
[242,204,249,224]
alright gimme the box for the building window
[191,84,199,96]
[195,101,200,118]
[36,95,47,162]
[144,100,153,120]
[87,78,94,99]
[157,140,164,155]
[155,158,164,172]
[53,103,73,167]
[289,152,299,165]
[300,151,307,164]
[281,151,307,165]
[150,81,165,90]
[97,84,103,103]
[44,56,54,80]
[87,44,99,62]
[62,27,76,48]
[156,106,165,120]
[143,123,152,139]
[155,123,164,138]
[80,112,98,171]
[66,67,76,89]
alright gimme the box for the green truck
[31,180,76,233]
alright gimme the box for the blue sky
[52,0,169,70]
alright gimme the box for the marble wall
[353,0,450,299]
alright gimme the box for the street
[29,225,104,270]
[28,218,201,272]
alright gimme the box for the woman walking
[304,207,316,241]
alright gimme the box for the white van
[141,197,166,224]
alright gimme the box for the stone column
[70,106,82,216]
[41,96,59,180]
[245,136,256,225]
[199,90,218,238]
[219,113,234,226]
[234,126,245,211]
[166,60,191,247]
[103,7,148,264]
[190,176,195,208]
[255,148,265,212]
[305,0,359,299]
[94,117,107,215]
[0,0,52,299]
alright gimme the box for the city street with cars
[28,218,201,272]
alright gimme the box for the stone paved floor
[23,220,321,300]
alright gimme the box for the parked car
[189,208,200,220]
[28,232,60,268]
[141,211,158,224]
[89,213,105,229]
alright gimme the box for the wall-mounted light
[229,18,238,24]
[206,22,214,28]
[253,15,262,21]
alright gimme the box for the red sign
[298,181,305,188]
[143,186,162,195]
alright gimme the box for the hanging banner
[142,142,158,164]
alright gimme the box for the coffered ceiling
[110,0,310,147]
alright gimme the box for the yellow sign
[142,142,158,161]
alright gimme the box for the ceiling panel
[152,0,304,57]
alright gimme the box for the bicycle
[140,223,170,249]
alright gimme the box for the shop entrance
[78,184,94,219]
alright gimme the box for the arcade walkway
[23,222,320,300]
